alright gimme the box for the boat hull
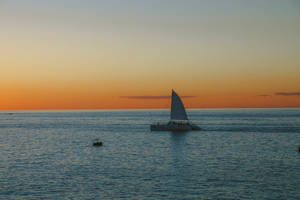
[150,123,201,132]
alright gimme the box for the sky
[0,0,300,109]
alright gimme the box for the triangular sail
[170,90,188,121]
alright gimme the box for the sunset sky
[1,0,300,109]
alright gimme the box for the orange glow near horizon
[1,82,300,110]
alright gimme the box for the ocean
[0,108,300,199]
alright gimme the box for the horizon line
[1,106,300,111]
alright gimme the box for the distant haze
[0,0,300,109]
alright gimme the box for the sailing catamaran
[150,90,201,131]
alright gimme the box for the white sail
[170,90,188,121]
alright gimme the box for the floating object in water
[93,141,102,146]
[298,147,300,152]
[93,139,103,146]
[150,89,201,131]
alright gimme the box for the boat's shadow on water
[170,131,187,147]
[169,131,189,181]
[171,131,187,150]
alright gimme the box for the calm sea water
[0,108,300,199]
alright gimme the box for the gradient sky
[1,0,300,109]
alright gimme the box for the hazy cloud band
[120,95,196,99]
[275,92,300,96]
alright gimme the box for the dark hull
[150,123,201,131]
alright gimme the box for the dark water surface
[0,108,300,199]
